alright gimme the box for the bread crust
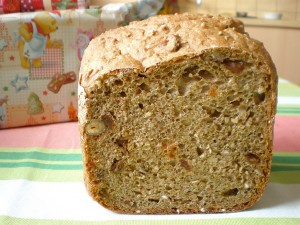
[79,14,276,89]
[79,13,277,214]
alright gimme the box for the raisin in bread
[78,13,277,214]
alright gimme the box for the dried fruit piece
[180,159,192,171]
[224,60,245,73]
[85,119,106,136]
[246,153,260,164]
[208,88,218,97]
[167,143,177,158]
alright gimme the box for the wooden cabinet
[245,26,300,85]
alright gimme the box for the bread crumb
[161,195,169,200]
[231,117,238,124]
[200,22,206,28]
[145,112,152,117]
[244,182,250,189]
[152,166,159,173]
[258,86,265,94]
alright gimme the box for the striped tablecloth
[0,78,300,225]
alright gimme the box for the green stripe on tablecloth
[0,151,82,161]
[1,216,300,225]
[272,155,300,164]
[0,167,83,182]
[0,147,82,154]
[276,107,300,115]
[273,152,300,157]
[0,161,82,170]
[0,148,82,167]
[271,165,300,172]
[271,153,300,182]
[270,171,300,184]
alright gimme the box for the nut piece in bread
[78,13,277,214]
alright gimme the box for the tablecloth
[0,78,300,225]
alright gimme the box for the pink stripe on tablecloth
[0,122,80,149]
[273,115,300,152]
[0,116,299,152]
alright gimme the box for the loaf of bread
[78,13,277,214]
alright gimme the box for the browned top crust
[80,13,274,89]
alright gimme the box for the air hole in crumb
[198,70,215,80]
[178,144,185,149]
[148,199,159,203]
[138,103,144,109]
[201,85,210,93]
[222,188,239,197]
[230,99,242,107]
[248,111,254,118]
[169,160,176,167]
[99,188,109,198]
[114,79,123,86]
[197,196,203,201]
[110,158,124,172]
[171,207,179,213]
[115,138,128,148]
[182,65,199,76]
[167,88,177,95]
[254,92,265,104]
[139,83,150,92]
[215,80,225,85]
[136,89,142,95]
[174,108,180,117]
[210,110,221,118]
[246,153,260,164]
[176,74,195,96]
[203,107,221,118]
[165,185,172,190]
[215,124,222,131]
[104,90,111,96]
[101,114,114,129]
[196,147,204,156]
[119,91,127,97]
[138,74,147,78]
[125,76,132,82]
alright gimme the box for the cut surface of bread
[78,13,277,214]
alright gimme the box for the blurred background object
[178,0,300,21]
